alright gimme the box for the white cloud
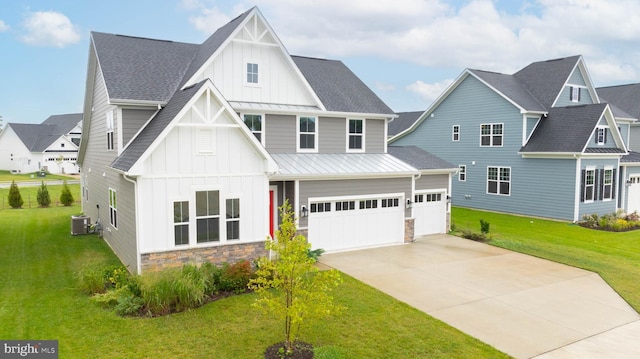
[186,0,640,85]
[21,11,81,48]
[0,20,9,32]
[407,79,454,105]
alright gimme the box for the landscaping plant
[8,180,23,209]
[37,181,51,207]
[250,200,343,356]
[59,179,74,206]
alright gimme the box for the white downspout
[122,174,141,274]
[573,154,581,222]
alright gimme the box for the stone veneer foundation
[140,241,268,273]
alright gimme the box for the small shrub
[140,270,179,316]
[36,181,51,207]
[114,291,144,316]
[91,286,130,308]
[76,267,108,294]
[461,229,490,242]
[199,262,222,295]
[8,181,23,209]
[626,212,640,222]
[479,219,490,234]
[59,180,74,206]
[104,266,131,289]
[219,260,253,293]
[307,248,325,262]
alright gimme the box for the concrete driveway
[319,234,640,358]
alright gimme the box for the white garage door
[307,195,405,252]
[413,191,447,236]
[629,176,640,214]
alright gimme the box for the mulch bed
[264,341,313,359]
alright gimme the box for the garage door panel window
[381,198,399,208]
[360,199,378,209]
[310,202,331,213]
[336,201,355,211]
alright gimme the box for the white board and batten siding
[135,91,271,254]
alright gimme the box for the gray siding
[394,75,580,220]
[415,174,449,190]
[568,68,587,86]
[265,114,296,153]
[81,62,138,272]
[630,125,640,151]
[526,116,539,141]
[319,117,345,153]
[366,119,385,153]
[298,177,412,227]
[122,109,155,145]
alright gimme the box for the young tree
[8,180,23,209]
[59,180,74,206]
[37,181,51,208]
[249,200,343,355]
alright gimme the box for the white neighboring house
[0,113,82,174]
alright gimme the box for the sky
[1,0,640,125]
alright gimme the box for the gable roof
[514,55,582,109]
[621,151,640,163]
[597,83,640,120]
[389,111,423,137]
[8,113,81,152]
[91,32,199,103]
[387,146,456,171]
[520,103,611,153]
[292,56,393,115]
[469,69,546,112]
[110,81,207,172]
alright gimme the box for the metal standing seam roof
[520,103,609,153]
[270,153,418,179]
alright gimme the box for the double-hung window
[196,190,220,243]
[487,166,510,195]
[347,119,364,151]
[246,62,259,84]
[298,116,317,151]
[243,114,263,143]
[174,201,189,245]
[595,127,607,145]
[459,165,466,181]
[109,188,117,228]
[570,86,581,102]
[584,169,595,202]
[226,198,240,240]
[480,123,503,146]
[603,168,613,200]
[106,111,114,151]
[452,125,460,141]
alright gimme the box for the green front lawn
[0,199,508,358]
[0,170,76,182]
[0,183,80,210]
[452,206,640,312]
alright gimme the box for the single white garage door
[629,176,640,214]
[413,191,447,236]
[307,195,405,252]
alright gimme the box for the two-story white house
[78,7,456,274]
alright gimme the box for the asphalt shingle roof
[292,56,394,115]
[597,83,640,119]
[622,151,640,163]
[110,81,207,172]
[514,55,581,109]
[9,113,81,152]
[469,69,546,112]
[92,32,199,102]
[388,146,455,170]
[520,103,607,153]
[388,111,423,137]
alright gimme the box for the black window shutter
[612,169,617,200]
[604,129,607,144]
[595,130,598,144]
[580,169,585,202]
[570,87,574,101]
[578,88,581,101]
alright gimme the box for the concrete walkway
[319,234,640,358]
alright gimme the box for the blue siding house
[391,55,640,221]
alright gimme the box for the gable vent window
[570,86,581,102]
[198,129,215,154]
[106,111,114,151]
[246,63,259,84]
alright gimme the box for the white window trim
[194,189,222,245]
[108,188,117,229]
[241,113,265,145]
[595,126,607,146]
[459,165,466,182]
[225,193,242,241]
[452,125,460,142]
[603,166,614,201]
[479,123,504,147]
[106,110,114,151]
[297,115,318,153]
[172,199,190,247]
[584,166,596,203]
[569,85,586,103]
[486,166,511,196]
[346,118,365,153]
[244,61,260,87]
